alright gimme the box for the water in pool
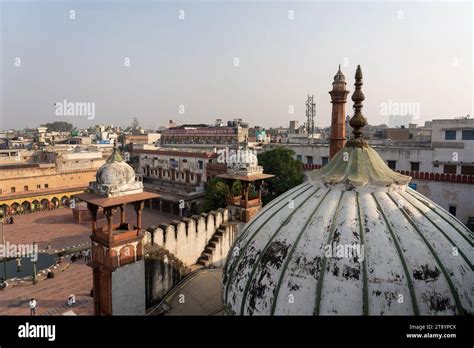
[0,253,56,280]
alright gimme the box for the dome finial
[347,65,368,147]
[107,139,124,163]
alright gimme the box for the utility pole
[305,94,316,143]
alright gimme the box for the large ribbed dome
[222,66,474,316]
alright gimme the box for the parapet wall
[145,208,229,267]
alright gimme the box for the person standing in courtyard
[29,298,37,316]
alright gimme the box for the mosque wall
[111,260,146,315]
[143,208,237,308]
[144,245,191,309]
[146,208,230,266]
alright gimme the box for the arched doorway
[11,202,20,215]
[51,197,59,209]
[21,201,31,213]
[31,200,40,212]
[40,198,49,210]
[61,196,69,207]
[0,204,9,218]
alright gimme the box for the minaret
[329,65,350,158]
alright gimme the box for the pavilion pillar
[88,203,99,233]
[104,207,115,242]
[134,201,144,231]
[120,205,125,225]
[243,182,249,205]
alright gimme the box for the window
[322,157,329,166]
[306,156,313,164]
[448,205,457,216]
[11,187,15,193]
[387,160,397,170]
[182,159,187,163]
[433,163,439,168]
[296,155,302,162]
[461,166,474,175]
[443,165,457,174]
[461,130,474,140]
[37,184,41,189]
[24,186,28,191]
[45,184,49,188]
[410,162,420,171]
[198,160,203,170]
[191,174,194,180]
[445,130,456,140]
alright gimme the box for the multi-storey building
[133,147,226,216]
[160,123,248,149]
[263,117,474,224]
[0,147,105,216]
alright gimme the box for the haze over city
[1,0,472,130]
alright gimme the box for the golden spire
[347,65,368,147]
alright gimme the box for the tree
[41,121,74,132]
[202,178,230,212]
[257,147,304,204]
[231,180,242,197]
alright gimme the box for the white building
[263,117,474,224]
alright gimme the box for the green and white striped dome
[222,66,473,316]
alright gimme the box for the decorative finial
[347,65,368,147]
[107,139,124,163]
[332,65,346,91]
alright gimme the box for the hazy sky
[1,0,472,130]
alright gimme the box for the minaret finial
[347,65,368,147]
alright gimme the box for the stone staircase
[196,223,227,267]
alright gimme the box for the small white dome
[89,147,143,197]
[96,161,136,187]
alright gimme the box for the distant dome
[96,161,136,186]
[222,66,473,316]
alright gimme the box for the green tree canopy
[202,178,230,212]
[231,180,242,197]
[41,121,75,132]
[257,147,304,204]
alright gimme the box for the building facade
[0,148,105,215]
[133,148,225,215]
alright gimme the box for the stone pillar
[88,203,99,233]
[104,207,115,242]
[134,201,144,231]
[120,205,125,225]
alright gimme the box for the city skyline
[1,1,472,130]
